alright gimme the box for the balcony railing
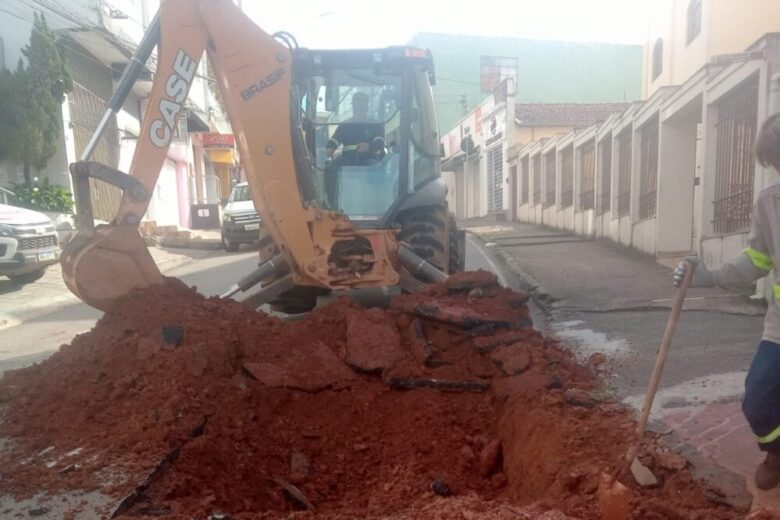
[580,190,594,211]
[598,190,611,215]
[617,191,630,217]
[638,191,657,220]
[713,186,753,234]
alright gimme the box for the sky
[243,0,650,49]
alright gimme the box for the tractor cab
[292,47,442,226]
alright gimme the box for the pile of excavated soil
[0,272,745,519]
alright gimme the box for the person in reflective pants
[674,113,780,489]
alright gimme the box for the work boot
[755,453,780,490]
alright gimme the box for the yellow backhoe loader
[62,0,464,312]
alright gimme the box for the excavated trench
[0,273,746,519]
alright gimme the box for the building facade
[440,76,628,222]
[0,0,234,229]
[645,0,780,97]
[409,32,643,135]
[509,32,780,279]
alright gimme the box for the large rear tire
[7,269,47,285]
[398,205,449,276]
[270,286,318,314]
[448,213,464,274]
[221,233,239,252]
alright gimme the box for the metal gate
[532,154,542,204]
[521,156,530,205]
[713,76,759,233]
[599,135,612,214]
[486,145,504,214]
[544,152,556,207]
[69,80,122,222]
[617,128,632,217]
[579,140,596,210]
[561,146,574,208]
[639,116,659,220]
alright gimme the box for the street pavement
[0,239,507,374]
[0,245,262,375]
[464,219,778,511]
[0,246,192,331]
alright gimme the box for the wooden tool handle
[617,260,696,478]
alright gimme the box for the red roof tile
[514,102,629,128]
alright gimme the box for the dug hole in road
[0,271,746,519]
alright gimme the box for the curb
[159,238,223,251]
[0,251,192,332]
[468,231,557,313]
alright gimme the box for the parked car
[221,182,262,252]
[0,203,61,284]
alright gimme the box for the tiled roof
[514,103,630,128]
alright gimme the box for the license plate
[38,251,56,262]
[244,223,260,231]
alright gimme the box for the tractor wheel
[448,213,464,274]
[270,286,318,314]
[398,205,449,276]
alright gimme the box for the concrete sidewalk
[0,247,191,331]
[465,219,779,512]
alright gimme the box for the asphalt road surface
[0,238,510,376]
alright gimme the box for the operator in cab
[326,91,385,165]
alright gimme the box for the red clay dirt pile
[0,271,746,519]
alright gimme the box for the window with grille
[544,152,556,207]
[638,116,659,220]
[687,0,702,45]
[533,154,542,204]
[652,39,663,81]
[713,76,759,234]
[560,146,574,208]
[486,145,504,213]
[599,134,612,214]
[481,56,517,93]
[617,129,632,217]
[579,140,596,211]
[521,156,530,204]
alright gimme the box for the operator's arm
[674,195,774,289]
[711,200,774,289]
[327,125,344,156]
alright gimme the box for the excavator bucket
[61,226,162,311]
[62,161,163,311]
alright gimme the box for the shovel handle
[616,260,696,479]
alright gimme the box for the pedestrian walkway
[464,219,779,512]
[0,247,191,331]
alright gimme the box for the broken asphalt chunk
[273,477,316,511]
[430,478,451,496]
[161,324,184,347]
[344,310,405,372]
[243,340,356,392]
[385,377,489,393]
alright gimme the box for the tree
[0,12,72,183]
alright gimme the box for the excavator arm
[62,0,420,310]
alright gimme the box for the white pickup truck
[0,203,61,284]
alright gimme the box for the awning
[208,149,235,164]
[187,109,211,133]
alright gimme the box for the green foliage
[9,179,74,214]
[0,12,73,181]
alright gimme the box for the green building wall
[409,33,643,134]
